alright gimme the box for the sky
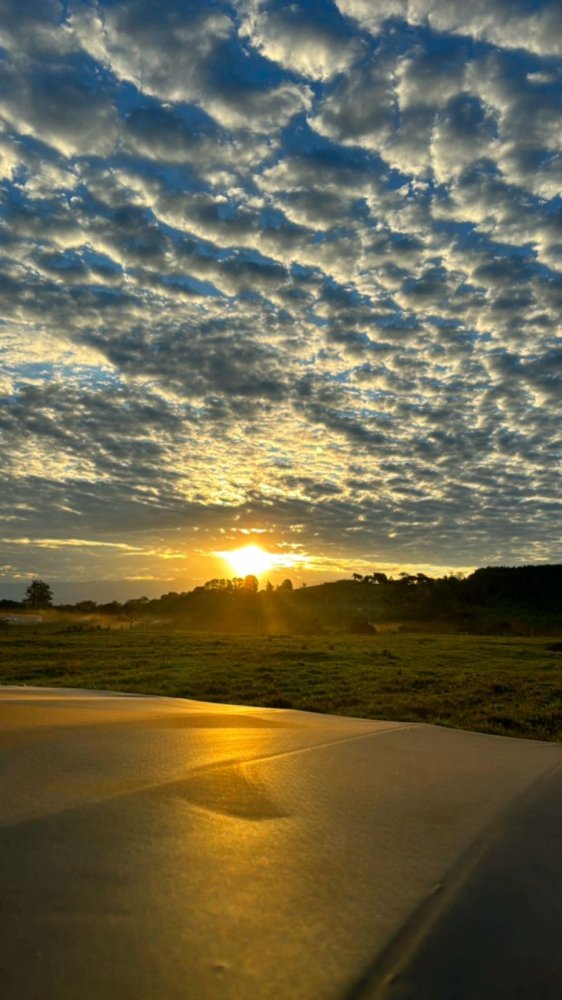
[1,0,561,602]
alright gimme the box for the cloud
[336,1,562,58]
[71,0,312,131]
[1,0,560,591]
[408,0,562,58]
[311,50,397,150]
[335,1,408,34]
[0,537,151,551]
[0,59,119,158]
[241,0,361,80]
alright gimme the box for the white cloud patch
[337,1,562,58]
[335,1,408,33]
[241,0,361,80]
[408,0,562,58]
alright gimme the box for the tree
[243,575,258,593]
[24,579,53,609]
[75,600,97,613]
[278,579,293,591]
[122,597,149,629]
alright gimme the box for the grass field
[1,626,561,741]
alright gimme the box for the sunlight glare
[220,544,279,578]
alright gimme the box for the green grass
[1,627,561,741]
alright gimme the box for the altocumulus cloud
[0,0,561,592]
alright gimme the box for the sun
[220,544,278,578]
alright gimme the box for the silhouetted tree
[122,597,149,629]
[0,598,21,610]
[98,601,122,615]
[204,578,231,590]
[75,600,97,612]
[278,579,293,591]
[24,579,53,609]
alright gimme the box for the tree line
[1,565,560,635]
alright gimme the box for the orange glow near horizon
[219,544,281,578]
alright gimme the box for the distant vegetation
[2,567,560,742]
[2,565,560,636]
